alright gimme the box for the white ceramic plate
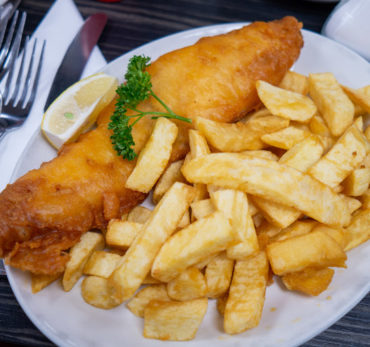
[6,23,370,347]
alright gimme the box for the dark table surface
[1,0,369,346]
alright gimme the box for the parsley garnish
[108,55,191,160]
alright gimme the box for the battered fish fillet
[0,16,303,275]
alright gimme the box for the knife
[44,13,107,111]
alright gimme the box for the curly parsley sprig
[108,55,191,160]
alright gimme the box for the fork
[0,35,46,140]
[0,9,25,79]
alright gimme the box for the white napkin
[0,0,107,191]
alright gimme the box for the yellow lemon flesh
[41,73,118,149]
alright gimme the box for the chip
[81,276,120,309]
[63,232,104,291]
[152,211,234,282]
[127,284,170,317]
[205,252,234,298]
[308,125,368,188]
[152,160,185,204]
[182,153,351,227]
[83,251,122,278]
[106,220,142,250]
[224,251,268,334]
[282,267,334,296]
[143,298,208,341]
[308,72,354,136]
[256,80,316,122]
[267,230,347,276]
[167,267,207,301]
[108,182,194,303]
[344,209,370,251]
[211,189,259,259]
[126,118,178,193]
[279,70,309,95]
[194,115,289,152]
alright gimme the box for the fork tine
[2,11,26,101]
[0,15,10,49]
[9,35,29,106]
[0,10,19,68]
[22,39,45,110]
[17,37,36,104]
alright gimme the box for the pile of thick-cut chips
[32,71,370,341]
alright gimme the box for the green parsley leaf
[109,55,191,160]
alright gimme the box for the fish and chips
[1,16,369,342]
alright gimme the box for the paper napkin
[0,0,107,191]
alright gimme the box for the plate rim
[5,21,370,347]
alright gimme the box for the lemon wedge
[41,73,118,149]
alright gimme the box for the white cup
[322,0,370,60]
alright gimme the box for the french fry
[190,199,215,221]
[279,136,324,172]
[272,220,318,242]
[224,251,268,334]
[308,125,368,188]
[343,195,362,214]
[167,267,207,301]
[178,209,190,229]
[365,126,370,141]
[256,80,316,122]
[242,108,272,122]
[127,284,170,317]
[108,182,194,303]
[63,232,104,291]
[151,211,234,282]
[106,220,142,250]
[189,129,210,202]
[194,115,289,152]
[361,189,370,209]
[143,298,208,341]
[189,129,211,157]
[251,137,323,229]
[211,189,259,259]
[309,114,331,137]
[261,126,310,150]
[81,276,120,309]
[282,267,334,296]
[342,85,370,113]
[143,274,162,284]
[342,168,370,196]
[354,116,364,131]
[217,294,228,316]
[308,73,354,136]
[83,251,122,278]
[182,153,351,227]
[31,273,61,294]
[257,221,282,238]
[152,160,185,204]
[251,196,302,229]
[312,224,346,249]
[126,118,178,193]
[194,253,219,270]
[241,150,279,161]
[127,206,152,223]
[205,252,234,298]
[266,230,347,276]
[344,209,370,251]
[279,70,309,95]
